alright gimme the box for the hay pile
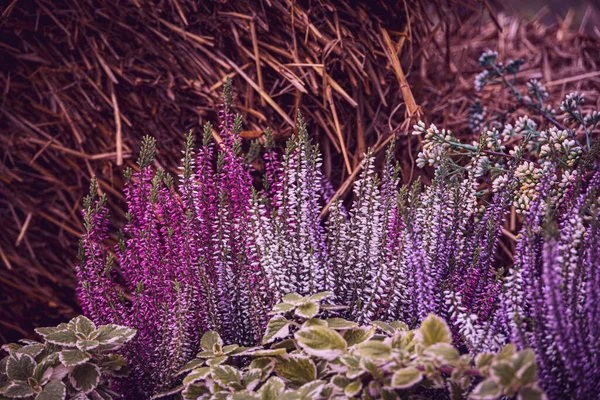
[0,0,486,341]
[0,0,598,341]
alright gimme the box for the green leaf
[223,344,240,354]
[389,321,409,331]
[44,330,78,348]
[344,327,375,346]
[516,362,537,386]
[470,379,502,399]
[370,321,395,335]
[68,363,100,393]
[6,353,36,381]
[73,316,96,336]
[512,349,536,372]
[424,343,460,363]
[176,358,205,376]
[76,340,99,352]
[274,355,317,385]
[344,380,362,397]
[230,394,259,400]
[301,319,327,328]
[294,326,347,361]
[282,293,305,305]
[297,380,325,398]
[16,344,45,359]
[269,303,296,314]
[35,380,66,400]
[59,349,90,367]
[243,368,263,391]
[309,292,334,302]
[357,341,392,360]
[418,314,451,347]
[517,386,547,400]
[206,356,228,366]
[491,361,515,386]
[259,377,285,400]
[326,318,358,330]
[390,367,423,389]
[497,344,515,361]
[475,353,496,369]
[200,331,223,352]
[262,316,290,345]
[211,365,242,387]
[181,382,210,399]
[2,381,35,398]
[241,349,287,357]
[93,325,136,346]
[151,385,184,399]
[183,367,211,386]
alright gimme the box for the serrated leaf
[211,365,241,387]
[206,356,228,366]
[309,292,334,302]
[44,331,78,348]
[475,353,495,369]
[59,349,90,367]
[370,321,395,335]
[151,385,184,399]
[35,380,66,400]
[389,321,409,331]
[298,380,325,398]
[181,382,209,399]
[282,293,305,305]
[517,385,546,400]
[262,316,290,345]
[344,380,362,397]
[222,344,239,354]
[230,393,260,400]
[269,303,296,314]
[17,344,45,358]
[516,362,537,386]
[176,358,204,376]
[241,349,287,357]
[48,365,69,381]
[73,316,96,336]
[6,353,36,381]
[425,343,460,363]
[491,361,515,386]
[418,315,451,347]
[512,349,536,372]
[358,341,391,360]
[2,381,35,398]
[470,379,502,399]
[274,355,316,385]
[344,327,375,347]
[294,326,347,361]
[326,318,357,330]
[258,377,285,400]
[359,357,383,380]
[497,344,515,361]
[183,367,211,386]
[76,340,99,352]
[243,368,263,391]
[93,325,136,346]
[69,363,100,393]
[302,319,327,328]
[2,343,22,354]
[200,331,223,352]
[390,367,422,389]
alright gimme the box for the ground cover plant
[3,49,599,399]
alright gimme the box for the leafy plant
[162,293,544,399]
[0,316,135,399]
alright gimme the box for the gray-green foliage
[157,293,544,399]
[0,316,135,400]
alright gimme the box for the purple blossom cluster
[77,79,600,398]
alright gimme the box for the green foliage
[155,294,543,399]
[0,316,135,400]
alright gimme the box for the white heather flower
[515,116,537,133]
[478,50,498,67]
[527,79,549,101]
[474,70,490,92]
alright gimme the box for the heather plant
[157,293,543,400]
[0,315,135,399]
[73,59,599,398]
